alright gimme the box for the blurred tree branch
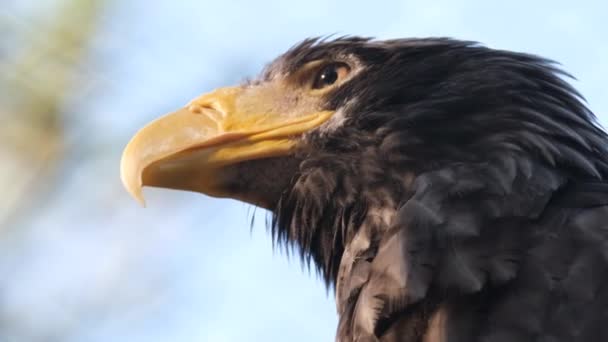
[0,0,104,232]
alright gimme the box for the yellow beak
[120,86,334,205]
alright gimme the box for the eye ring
[311,62,351,90]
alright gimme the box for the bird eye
[312,63,351,90]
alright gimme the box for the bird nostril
[187,102,215,114]
[188,104,203,114]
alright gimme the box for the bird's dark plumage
[267,38,608,341]
[122,37,608,342]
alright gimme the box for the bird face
[120,39,367,209]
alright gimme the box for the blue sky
[2,1,607,341]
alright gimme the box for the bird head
[120,37,386,209]
[121,37,607,282]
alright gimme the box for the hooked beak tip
[120,151,147,207]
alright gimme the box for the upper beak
[120,86,333,205]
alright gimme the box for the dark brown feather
[266,38,608,341]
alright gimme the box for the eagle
[120,37,608,341]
